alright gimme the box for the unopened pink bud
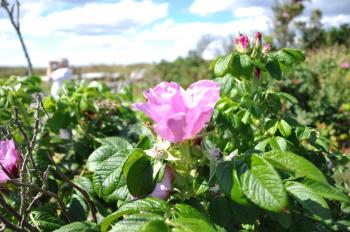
[235,33,250,53]
[149,166,174,200]
[262,44,271,54]
[254,32,262,48]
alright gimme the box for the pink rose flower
[149,166,174,200]
[235,33,250,53]
[133,80,220,143]
[341,61,349,69]
[0,140,21,183]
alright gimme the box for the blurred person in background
[46,58,73,139]
[47,58,73,99]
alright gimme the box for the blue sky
[0,0,349,67]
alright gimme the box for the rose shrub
[0,32,349,232]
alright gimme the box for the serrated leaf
[92,153,128,199]
[30,209,65,231]
[303,178,349,202]
[87,146,122,172]
[285,181,331,221]
[54,222,100,232]
[95,136,133,150]
[110,213,163,232]
[101,198,170,232]
[241,154,287,212]
[262,151,328,184]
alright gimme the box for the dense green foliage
[2,33,350,232]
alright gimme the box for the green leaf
[303,179,349,202]
[87,146,118,172]
[269,136,288,151]
[171,217,216,232]
[214,54,233,77]
[296,126,311,140]
[101,198,170,232]
[265,119,278,135]
[127,155,155,198]
[95,136,133,150]
[209,197,232,227]
[281,48,305,62]
[262,151,328,184]
[285,181,331,221]
[174,203,209,222]
[67,194,88,222]
[278,119,292,137]
[266,58,282,80]
[274,92,298,104]
[215,161,248,205]
[141,219,170,232]
[92,152,129,199]
[54,222,99,232]
[241,154,287,212]
[216,74,234,96]
[30,208,65,231]
[74,176,94,196]
[110,213,163,232]
[231,54,254,77]
[122,149,145,179]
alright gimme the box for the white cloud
[189,0,236,16]
[1,0,168,37]
[1,0,349,67]
[322,14,350,27]
[234,6,270,18]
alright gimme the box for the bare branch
[47,155,98,223]
[0,0,33,76]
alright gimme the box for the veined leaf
[241,154,287,212]
[285,181,331,221]
[110,213,163,232]
[101,198,170,232]
[303,178,349,202]
[95,136,133,150]
[53,222,99,232]
[263,151,328,184]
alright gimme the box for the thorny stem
[9,179,71,223]
[47,155,98,223]
[0,194,37,232]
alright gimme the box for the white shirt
[50,67,73,99]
